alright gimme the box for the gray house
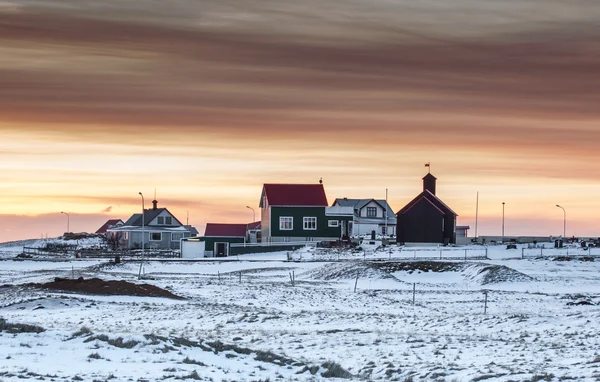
[107,199,195,250]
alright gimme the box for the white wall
[181,240,205,258]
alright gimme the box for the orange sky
[1,0,600,241]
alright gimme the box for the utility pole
[501,202,505,243]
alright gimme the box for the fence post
[413,250,416,259]
[521,248,524,259]
[567,247,569,256]
[218,271,221,283]
[464,249,467,260]
[540,247,543,257]
[354,271,360,293]
[439,249,442,259]
[239,271,242,284]
[412,283,416,304]
[485,248,488,258]
[483,291,488,314]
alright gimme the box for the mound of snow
[463,263,534,284]
[305,262,399,282]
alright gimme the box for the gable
[397,191,458,217]
[148,209,182,226]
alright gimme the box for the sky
[1,0,599,241]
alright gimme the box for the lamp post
[60,211,70,233]
[501,202,505,243]
[556,204,566,238]
[138,192,145,279]
[246,205,255,223]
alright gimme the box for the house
[396,173,458,245]
[259,183,353,243]
[107,199,195,250]
[95,219,124,235]
[332,198,396,237]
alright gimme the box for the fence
[520,246,600,259]
[304,247,489,262]
[22,247,179,259]
[230,241,318,256]
[23,245,78,257]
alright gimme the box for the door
[215,242,227,257]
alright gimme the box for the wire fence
[520,246,599,259]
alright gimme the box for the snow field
[1,255,600,381]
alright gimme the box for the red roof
[95,219,123,234]
[261,184,328,207]
[204,223,247,237]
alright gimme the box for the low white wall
[181,240,205,258]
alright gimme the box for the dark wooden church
[396,173,458,245]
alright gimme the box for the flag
[425,163,430,167]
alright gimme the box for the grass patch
[83,334,139,349]
[0,318,45,334]
[182,357,207,367]
[321,361,353,379]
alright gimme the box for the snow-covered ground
[1,246,600,381]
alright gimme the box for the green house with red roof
[259,182,353,243]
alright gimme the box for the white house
[332,198,396,237]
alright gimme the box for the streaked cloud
[0,0,599,240]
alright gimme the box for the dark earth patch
[28,277,184,300]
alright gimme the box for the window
[171,232,183,242]
[150,232,162,241]
[366,207,377,217]
[165,217,172,225]
[280,217,293,230]
[303,217,317,230]
[157,217,164,224]
[381,226,387,235]
[328,220,339,227]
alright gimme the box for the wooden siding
[269,206,351,239]
[397,200,445,244]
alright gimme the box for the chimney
[152,199,158,210]
[423,173,437,195]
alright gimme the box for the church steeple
[423,173,437,195]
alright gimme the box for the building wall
[181,240,205,258]
[268,206,351,240]
[202,236,245,256]
[261,207,270,243]
[127,231,189,250]
[397,201,445,244]
[353,223,397,236]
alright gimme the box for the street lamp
[138,192,145,279]
[60,211,70,233]
[556,204,566,238]
[501,202,505,243]
[246,205,255,222]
